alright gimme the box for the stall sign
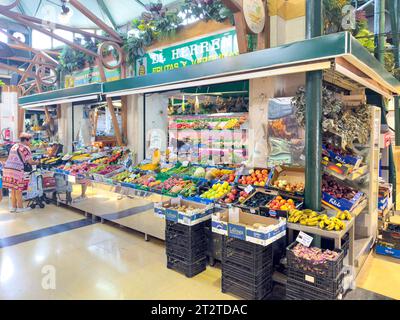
[67,66,121,88]
[136,29,238,76]
[243,0,265,34]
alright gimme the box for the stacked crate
[286,242,345,300]
[165,220,209,277]
[221,237,274,300]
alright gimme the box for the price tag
[305,275,315,283]
[182,161,189,167]
[245,185,254,194]
[296,231,313,247]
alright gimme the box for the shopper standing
[3,133,38,212]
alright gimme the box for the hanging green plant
[182,0,231,23]
[57,37,99,75]
[0,80,5,87]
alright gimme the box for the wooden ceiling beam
[0,8,98,57]
[69,0,122,43]
[4,56,56,67]
[20,14,114,43]
[0,61,35,78]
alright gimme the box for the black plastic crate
[286,278,341,300]
[166,241,207,262]
[223,246,273,270]
[167,255,207,278]
[288,267,344,292]
[222,274,273,300]
[205,226,223,263]
[286,242,344,279]
[166,219,210,233]
[223,236,270,254]
[222,260,273,285]
[166,229,206,246]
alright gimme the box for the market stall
[17,31,400,299]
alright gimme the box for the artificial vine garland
[292,87,371,149]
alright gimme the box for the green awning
[103,32,399,98]
[18,32,400,106]
[18,83,103,107]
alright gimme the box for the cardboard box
[322,145,363,167]
[322,191,364,212]
[268,166,305,196]
[376,240,400,259]
[211,208,286,246]
[154,198,214,226]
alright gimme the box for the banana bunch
[224,118,239,129]
[335,210,352,221]
[288,209,347,231]
[288,209,321,226]
[71,153,91,161]
[318,216,345,231]
[41,157,60,164]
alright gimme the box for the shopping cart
[52,172,73,205]
[22,167,51,209]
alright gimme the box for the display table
[60,179,169,240]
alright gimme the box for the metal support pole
[389,0,400,145]
[305,71,323,211]
[373,0,396,189]
[304,0,323,212]
[374,0,385,64]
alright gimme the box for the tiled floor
[0,200,398,300]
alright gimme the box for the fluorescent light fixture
[21,94,100,109]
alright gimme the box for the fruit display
[151,177,194,195]
[97,165,123,176]
[267,195,297,211]
[291,243,340,263]
[205,168,235,182]
[132,174,157,187]
[242,192,274,208]
[91,157,107,164]
[200,182,231,200]
[139,163,159,171]
[272,179,304,193]
[238,169,269,186]
[105,150,124,164]
[322,175,358,200]
[112,171,133,183]
[70,153,92,161]
[161,203,205,215]
[218,187,239,204]
[40,156,61,166]
[58,163,97,175]
[288,209,348,231]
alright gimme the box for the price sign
[245,185,254,194]
[182,161,189,167]
[296,231,313,247]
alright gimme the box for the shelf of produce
[287,218,354,242]
[169,112,248,119]
[323,166,368,182]
[322,198,368,219]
